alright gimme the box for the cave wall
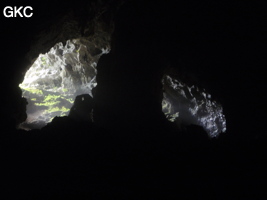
[1,0,266,135]
[1,0,122,129]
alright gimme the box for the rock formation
[69,94,94,121]
[17,0,121,129]
[162,71,226,137]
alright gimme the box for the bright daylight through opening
[162,74,226,137]
[18,38,226,136]
[19,38,109,130]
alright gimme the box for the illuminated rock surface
[12,0,117,130]
[162,73,226,137]
[19,39,109,129]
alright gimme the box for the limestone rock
[162,71,226,137]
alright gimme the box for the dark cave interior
[1,0,267,199]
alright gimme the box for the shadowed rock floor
[1,116,267,199]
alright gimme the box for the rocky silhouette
[69,94,94,121]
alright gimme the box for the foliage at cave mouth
[19,38,110,130]
[162,73,226,137]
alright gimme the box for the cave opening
[161,71,227,137]
[19,38,109,130]
[18,37,227,136]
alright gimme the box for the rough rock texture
[24,0,121,71]
[16,0,123,129]
[18,0,226,136]
[19,38,109,129]
[162,70,226,137]
[1,1,267,199]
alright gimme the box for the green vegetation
[41,56,47,65]
[62,88,68,92]
[44,106,70,114]
[35,101,60,107]
[167,112,179,122]
[162,100,179,122]
[20,84,73,119]
[162,100,171,114]
[60,106,70,112]
[34,93,72,116]
[44,94,61,102]
[20,86,43,95]
[162,103,169,111]
[66,98,74,103]
[35,94,62,107]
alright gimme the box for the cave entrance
[161,73,227,137]
[19,38,109,130]
[18,37,226,136]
